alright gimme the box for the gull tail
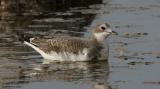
[24,41,46,57]
[16,31,42,54]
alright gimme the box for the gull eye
[101,26,106,30]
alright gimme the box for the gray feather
[30,36,90,54]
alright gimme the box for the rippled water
[1,0,160,89]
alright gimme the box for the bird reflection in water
[28,61,112,89]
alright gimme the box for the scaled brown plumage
[30,36,90,54]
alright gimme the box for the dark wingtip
[16,31,32,43]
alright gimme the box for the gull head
[92,23,118,42]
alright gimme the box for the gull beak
[111,31,118,35]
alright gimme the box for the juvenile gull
[24,23,117,63]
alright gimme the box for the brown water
[1,0,160,89]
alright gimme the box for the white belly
[42,49,108,64]
[42,48,90,64]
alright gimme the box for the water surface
[1,0,160,89]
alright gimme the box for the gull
[24,23,117,63]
